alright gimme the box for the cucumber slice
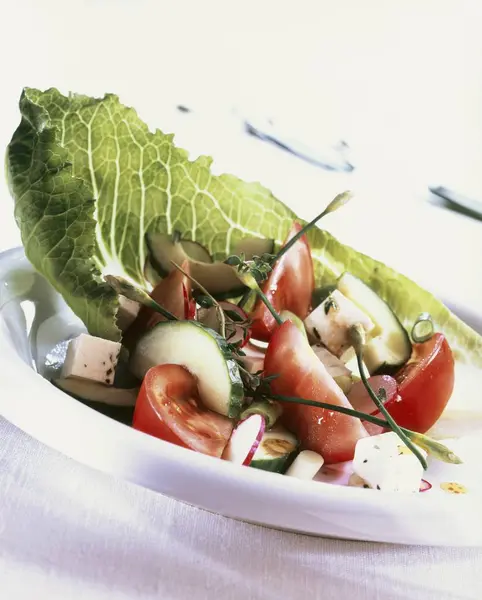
[240,399,282,429]
[52,378,138,406]
[250,426,299,473]
[171,232,213,264]
[146,232,246,298]
[130,320,244,418]
[52,379,135,424]
[143,258,162,287]
[148,232,213,268]
[337,272,412,372]
[233,238,274,259]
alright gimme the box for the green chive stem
[267,393,460,465]
[274,191,353,263]
[104,275,178,321]
[349,324,427,468]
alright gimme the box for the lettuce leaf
[6,88,482,366]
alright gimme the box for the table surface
[2,416,482,600]
[2,2,482,598]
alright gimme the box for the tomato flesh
[264,321,368,463]
[250,223,314,342]
[133,364,233,457]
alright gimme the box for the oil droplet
[440,482,467,495]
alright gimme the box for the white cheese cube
[116,295,140,331]
[304,290,374,357]
[352,432,426,493]
[61,334,121,386]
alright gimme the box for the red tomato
[124,260,193,349]
[133,364,234,458]
[347,334,454,434]
[391,333,454,433]
[264,321,369,463]
[250,223,314,342]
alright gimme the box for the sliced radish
[183,283,196,320]
[420,479,432,492]
[220,302,251,347]
[239,342,266,374]
[222,414,265,466]
[348,375,399,436]
[197,301,250,347]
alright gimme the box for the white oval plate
[1,246,482,547]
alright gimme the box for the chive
[267,394,460,465]
[104,275,178,321]
[349,324,427,469]
[274,191,353,263]
[411,313,434,343]
[240,399,282,429]
[236,270,283,326]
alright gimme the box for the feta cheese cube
[61,334,121,385]
[304,290,374,357]
[352,432,426,493]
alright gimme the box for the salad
[5,88,482,494]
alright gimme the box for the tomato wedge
[250,223,314,342]
[391,333,454,433]
[133,364,234,457]
[347,334,454,434]
[124,260,193,349]
[264,321,368,463]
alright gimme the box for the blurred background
[0,0,481,312]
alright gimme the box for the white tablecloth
[1,416,482,600]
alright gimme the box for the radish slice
[222,414,265,465]
[348,375,399,436]
[420,479,432,492]
[197,302,250,346]
[220,302,250,347]
[239,342,266,374]
[183,283,196,320]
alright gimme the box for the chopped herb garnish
[324,297,338,315]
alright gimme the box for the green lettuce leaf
[6,88,482,366]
